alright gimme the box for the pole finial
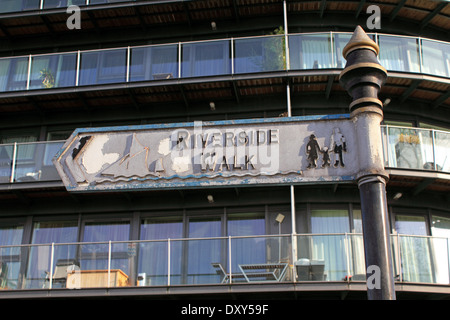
[342,25,380,58]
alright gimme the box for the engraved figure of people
[330,128,346,167]
[306,134,321,169]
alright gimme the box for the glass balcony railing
[382,126,450,172]
[0,140,64,183]
[0,0,134,14]
[0,32,448,93]
[0,234,448,291]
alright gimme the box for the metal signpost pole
[339,26,396,300]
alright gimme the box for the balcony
[0,0,137,14]
[0,234,448,297]
[0,140,64,184]
[0,32,448,91]
[382,126,450,173]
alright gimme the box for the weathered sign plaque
[53,114,359,192]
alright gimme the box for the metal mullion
[49,243,55,289]
[167,238,171,286]
[10,142,17,183]
[126,46,131,82]
[26,55,32,90]
[75,50,81,86]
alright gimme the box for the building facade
[0,0,449,300]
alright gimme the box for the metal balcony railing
[0,32,448,93]
[0,234,448,290]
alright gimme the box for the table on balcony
[238,263,288,282]
[66,269,129,288]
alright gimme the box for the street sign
[53,114,359,192]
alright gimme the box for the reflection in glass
[0,224,23,289]
[395,215,435,283]
[29,54,77,89]
[181,41,230,78]
[139,217,182,285]
[387,127,434,170]
[434,131,450,172]
[26,221,78,289]
[234,36,285,73]
[0,144,13,183]
[130,44,178,81]
[186,218,221,284]
[81,221,130,273]
[422,40,450,78]
[333,33,351,68]
[289,34,332,70]
[431,215,450,284]
[228,213,266,276]
[309,209,350,281]
[379,35,421,73]
[43,0,86,9]
[79,49,127,85]
[0,57,29,92]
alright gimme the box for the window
[29,53,77,90]
[309,208,350,281]
[395,214,434,283]
[234,36,285,73]
[227,213,268,275]
[431,215,450,284]
[130,45,178,82]
[80,221,130,273]
[79,49,127,86]
[186,217,222,284]
[139,216,183,285]
[0,223,24,289]
[289,34,332,70]
[26,220,78,288]
[378,35,421,73]
[181,41,231,78]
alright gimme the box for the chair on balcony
[211,263,246,284]
[49,259,80,287]
[310,260,326,281]
[295,259,311,281]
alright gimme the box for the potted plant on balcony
[263,26,286,71]
[40,68,55,88]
